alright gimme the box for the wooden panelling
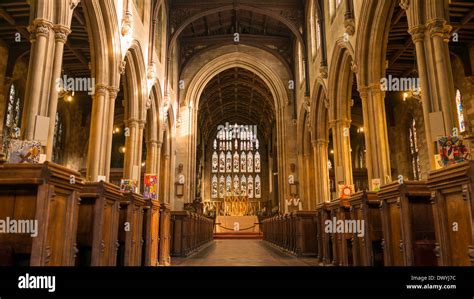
[428,161,474,266]
[77,182,122,266]
[0,162,84,266]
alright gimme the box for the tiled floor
[172,239,319,266]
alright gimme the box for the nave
[173,239,319,267]
[0,0,473,268]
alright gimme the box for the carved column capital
[426,19,451,41]
[28,19,53,42]
[124,118,139,127]
[53,25,71,43]
[408,25,425,43]
[94,84,108,97]
[107,87,120,99]
[147,139,162,147]
[358,84,384,99]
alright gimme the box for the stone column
[23,19,53,140]
[409,25,437,169]
[123,118,138,180]
[330,119,353,188]
[358,85,392,186]
[136,121,145,190]
[104,87,119,180]
[163,154,170,204]
[304,154,313,209]
[427,19,455,134]
[45,25,71,160]
[313,139,330,203]
[146,139,159,174]
[155,141,163,175]
[86,84,108,182]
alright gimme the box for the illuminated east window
[455,89,465,133]
[211,123,261,199]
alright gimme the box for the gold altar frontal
[215,216,259,233]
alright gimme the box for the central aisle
[172,240,319,266]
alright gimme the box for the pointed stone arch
[180,48,291,210]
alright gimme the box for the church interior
[0,0,473,267]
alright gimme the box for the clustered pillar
[358,85,392,185]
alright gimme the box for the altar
[215,216,259,233]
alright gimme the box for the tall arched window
[409,118,420,180]
[3,83,23,151]
[155,5,164,62]
[52,111,64,164]
[316,20,321,50]
[455,89,465,133]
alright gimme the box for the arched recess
[180,50,291,211]
[297,107,316,210]
[150,0,168,64]
[356,0,396,88]
[310,79,330,204]
[158,103,174,206]
[353,0,395,187]
[82,0,123,182]
[121,42,148,188]
[145,83,164,175]
[327,39,356,189]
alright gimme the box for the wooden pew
[293,211,317,257]
[116,192,145,266]
[76,181,122,266]
[159,203,171,265]
[142,199,160,266]
[170,211,214,257]
[427,161,474,266]
[316,203,332,265]
[326,200,350,266]
[347,191,383,266]
[170,211,189,256]
[378,181,437,266]
[0,162,84,266]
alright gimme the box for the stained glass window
[219,176,225,198]
[226,175,232,196]
[247,152,253,173]
[52,111,64,164]
[456,89,465,133]
[240,175,247,196]
[233,151,239,172]
[211,175,218,198]
[248,175,254,199]
[212,151,218,173]
[3,84,23,151]
[255,151,261,173]
[211,123,261,198]
[226,151,232,173]
[219,152,225,172]
[255,175,261,199]
[409,118,421,180]
[240,152,247,173]
[233,175,240,196]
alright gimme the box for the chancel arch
[178,45,293,212]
